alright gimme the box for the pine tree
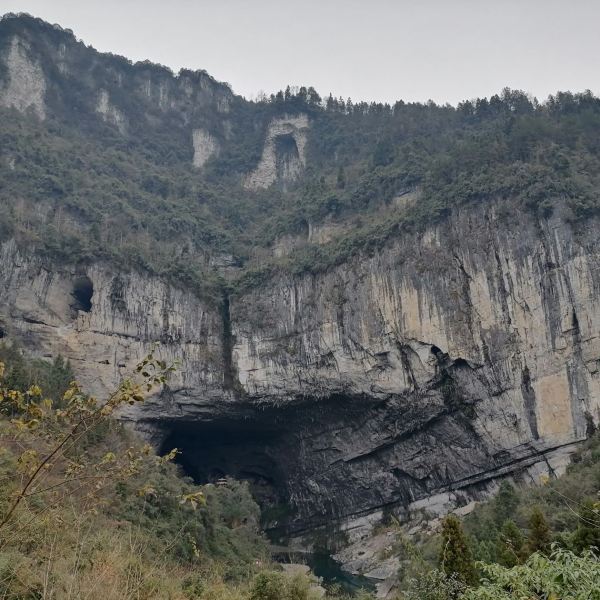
[571,498,600,553]
[493,481,519,526]
[372,138,394,167]
[439,514,477,585]
[526,506,551,555]
[496,519,524,567]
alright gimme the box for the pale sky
[1,0,598,105]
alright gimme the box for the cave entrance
[275,133,300,181]
[159,416,290,518]
[71,276,94,313]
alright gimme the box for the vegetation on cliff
[1,15,600,300]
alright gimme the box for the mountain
[0,12,599,549]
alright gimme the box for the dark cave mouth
[159,416,291,519]
[157,394,384,533]
[71,276,94,313]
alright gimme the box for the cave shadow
[159,415,290,511]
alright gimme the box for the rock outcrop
[244,114,309,190]
[96,89,127,134]
[0,36,46,119]
[192,128,219,168]
[0,240,225,420]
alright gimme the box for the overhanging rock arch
[244,114,309,190]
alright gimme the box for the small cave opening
[275,134,300,180]
[71,276,94,313]
[159,416,290,522]
[430,345,443,356]
[275,133,299,157]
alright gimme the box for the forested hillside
[1,14,600,301]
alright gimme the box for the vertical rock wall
[0,36,46,119]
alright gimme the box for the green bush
[463,546,600,600]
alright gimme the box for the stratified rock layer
[0,240,225,414]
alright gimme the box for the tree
[439,514,477,585]
[306,86,321,106]
[571,497,600,553]
[336,165,346,189]
[250,571,286,600]
[462,545,600,600]
[496,520,524,567]
[326,93,336,111]
[0,349,178,535]
[403,569,466,600]
[526,506,551,555]
[372,138,394,167]
[493,481,519,527]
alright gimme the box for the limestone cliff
[0,14,234,168]
[2,201,598,537]
[2,11,600,549]
[193,128,220,168]
[225,201,600,534]
[0,240,226,424]
[0,35,45,119]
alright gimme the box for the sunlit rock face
[2,201,598,535]
[96,89,127,134]
[223,201,599,531]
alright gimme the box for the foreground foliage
[397,432,600,598]
[0,347,269,597]
[0,345,374,599]
[403,547,600,600]
[464,546,600,600]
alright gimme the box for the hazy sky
[1,0,599,105]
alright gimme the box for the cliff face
[244,114,310,189]
[225,202,600,533]
[0,35,46,119]
[0,15,307,187]
[0,240,226,424]
[2,201,598,535]
[2,12,600,543]
[0,17,234,124]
